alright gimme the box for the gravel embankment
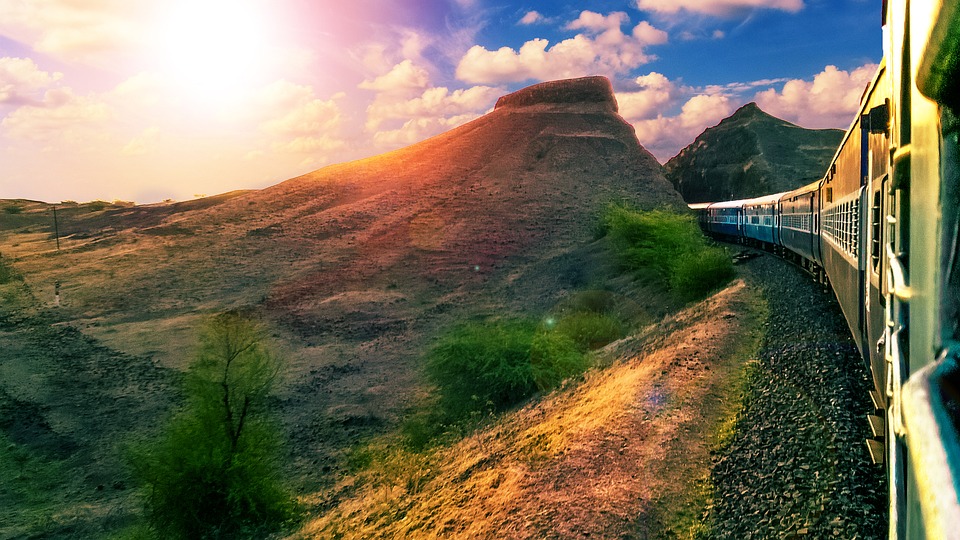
[708,252,886,539]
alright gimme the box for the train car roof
[782,178,823,199]
[709,199,751,209]
[743,192,787,206]
[687,202,711,210]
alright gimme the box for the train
[689,1,960,537]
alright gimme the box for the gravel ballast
[707,252,887,539]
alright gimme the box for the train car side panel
[780,181,820,263]
[742,193,784,246]
[706,200,746,239]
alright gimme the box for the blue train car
[779,180,822,265]
[704,199,746,239]
[742,193,785,247]
[688,202,710,232]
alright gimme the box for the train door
[811,189,821,265]
[863,102,891,379]
[866,173,889,384]
[857,120,871,346]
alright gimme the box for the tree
[130,311,297,539]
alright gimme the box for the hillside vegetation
[0,77,700,537]
[296,280,765,539]
[664,103,843,202]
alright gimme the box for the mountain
[0,76,684,535]
[664,102,844,202]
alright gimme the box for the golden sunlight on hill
[296,280,764,539]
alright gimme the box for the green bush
[128,312,298,539]
[670,249,736,301]
[565,290,617,314]
[424,320,587,423]
[530,331,589,390]
[603,205,734,300]
[425,320,537,420]
[0,257,22,285]
[552,311,622,351]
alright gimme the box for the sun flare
[152,0,275,107]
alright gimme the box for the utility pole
[53,204,61,307]
[52,204,60,251]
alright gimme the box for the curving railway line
[691,1,960,537]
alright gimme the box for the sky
[0,0,881,204]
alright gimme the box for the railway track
[707,251,886,538]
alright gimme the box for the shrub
[425,320,537,420]
[565,289,617,314]
[530,331,590,390]
[129,312,297,539]
[424,319,587,423]
[553,311,623,351]
[0,257,22,285]
[669,249,735,301]
[603,205,734,300]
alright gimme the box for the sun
[151,0,275,107]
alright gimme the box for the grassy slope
[0,254,175,539]
[0,92,684,536]
[294,279,766,539]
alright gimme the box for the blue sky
[0,0,880,203]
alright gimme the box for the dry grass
[294,280,766,539]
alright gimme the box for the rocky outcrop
[664,103,844,203]
[494,76,619,114]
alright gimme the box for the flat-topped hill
[0,76,683,537]
[494,76,619,113]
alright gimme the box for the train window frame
[871,185,883,274]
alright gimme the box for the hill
[0,76,683,537]
[663,103,843,202]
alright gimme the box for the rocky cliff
[664,103,843,202]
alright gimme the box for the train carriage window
[871,187,882,273]
[826,187,833,203]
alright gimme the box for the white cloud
[616,72,738,161]
[253,80,346,155]
[356,49,501,149]
[122,126,161,155]
[616,72,678,121]
[628,90,735,162]
[456,11,667,84]
[0,1,139,63]
[632,21,669,45]
[635,0,804,17]
[704,77,790,95]
[754,63,877,128]
[0,57,63,105]
[365,85,500,133]
[566,11,629,33]
[519,11,545,25]
[1,87,112,142]
[359,60,431,94]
